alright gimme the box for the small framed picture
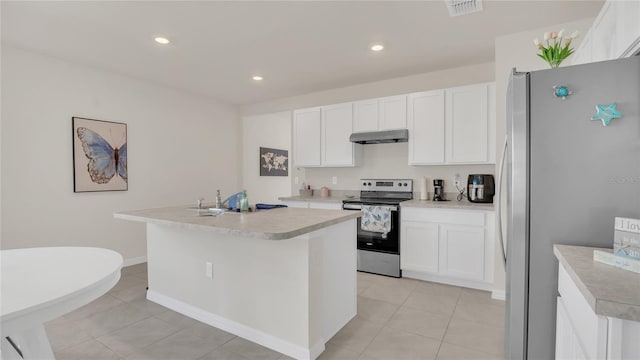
[72,117,127,192]
[260,147,288,176]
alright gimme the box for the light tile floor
[43,263,504,360]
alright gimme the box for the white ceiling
[1,1,603,105]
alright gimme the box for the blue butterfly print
[77,127,127,184]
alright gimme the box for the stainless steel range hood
[349,129,409,144]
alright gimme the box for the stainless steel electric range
[342,179,413,277]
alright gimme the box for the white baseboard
[491,290,506,301]
[402,270,493,292]
[147,290,322,360]
[123,256,147,267]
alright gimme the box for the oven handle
[342,204,398,211]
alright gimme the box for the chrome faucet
[197,197,204,209]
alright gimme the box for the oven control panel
[360,179,413,192]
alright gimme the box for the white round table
[1,247,123,359]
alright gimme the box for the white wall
[241,62,496,196]
[1,46,241,261]
[241,112,292,204]
[492,17,595,295]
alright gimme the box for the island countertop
[114,206,360,240]
[553,244,640,322]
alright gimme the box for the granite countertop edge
[114,208,360,240]
[553,244,640,322]
[278,195,349,203]
[400,199,495,211]
[279,196,495,210]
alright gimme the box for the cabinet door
[293,108,321,167]
[556,297,577,360]
[445,84,489,164]
[440,224,485,281]
[572,31,593,65]
[322,103,356,166]
[408,90,445,165]
[400,221,439,273]
[353,99,379,132]
[590,1,617,62]
[615,0,640,57]
[379,95,407,130]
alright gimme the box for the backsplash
[292,142,495,195]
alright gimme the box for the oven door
[344,203,399,254]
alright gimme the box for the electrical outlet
[453,174,462,188]
[332,176,338,185]
[205,262,214,278]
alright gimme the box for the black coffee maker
[467,174,495,203]
[433,179,445,201]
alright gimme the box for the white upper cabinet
[379,95,407,130]
[322,103,359,167]
[445,83,492,164]
[353,95,407,132]
[590,1,617,62]
[572,0,640,64]
[408,82,494,166]
[293,107,321,167]
[293,104,360,168]
[614,0,640,57]
[353,99,379,132]
[407,90,445,165]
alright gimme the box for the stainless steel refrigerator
[501,55,640,359]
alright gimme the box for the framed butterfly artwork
[72,117,128,192]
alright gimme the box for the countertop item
[401,199,495,211]
[553,244,640,322]
[1,247,122,359]
[115,205,360,240]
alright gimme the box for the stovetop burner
[342,178,413,205]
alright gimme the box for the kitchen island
[114,206,360,360]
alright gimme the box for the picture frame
[72,117,128,192]
[259,147,288,176]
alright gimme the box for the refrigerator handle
[496,137,508,267]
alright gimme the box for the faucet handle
[197,197,204,209]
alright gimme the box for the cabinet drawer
[401,207,485,226]
[557,264,607,359]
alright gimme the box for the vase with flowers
[534,29,580,68]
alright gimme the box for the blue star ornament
[591,103,622,126]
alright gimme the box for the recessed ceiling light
[252,76,264,81]
[154,37,170,45]
[371,44,384,52]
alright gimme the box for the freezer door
[505,70,530,360]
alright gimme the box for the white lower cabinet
[556,263,640,360]
[400,207,494,290]
[401,221,439,273]
[440,225,485,281]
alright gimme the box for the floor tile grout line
[434,286,463,359]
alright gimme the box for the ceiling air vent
[445,0,483,17]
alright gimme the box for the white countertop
[1,247,122,333]
[554,244,640,322]
[115,205,360,240]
